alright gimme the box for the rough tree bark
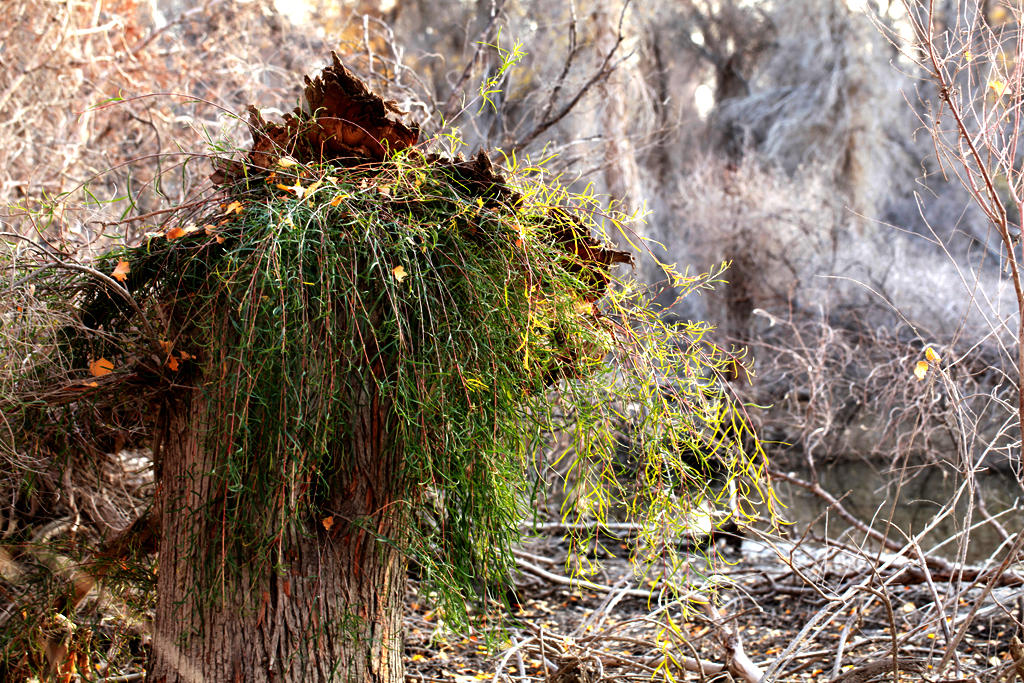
[149,382,407,682]
[147,58,421,681]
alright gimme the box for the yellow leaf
[225,200,243,215]
[989,79,1011,97]
[89,358,114,377]
[165,226,186,240]
[303,179,323,199]
[965,50,972,62]
[111,260,130,282]
[914,360,929,381]
[276,156,298,168]
[277,182,305,198]
[410,654,425,662]
[329,194,344,207]
[321,516,334,531]
[925,346,941,362]
[392,265,408,282]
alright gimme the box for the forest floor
[8,489,1024,682]
[404,532,1024,683]
[9,525,1023,682]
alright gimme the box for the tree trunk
[148,383,407,683]
[593,0,647,275]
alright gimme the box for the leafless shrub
[0,0,330,247]
[672,151,1008,459]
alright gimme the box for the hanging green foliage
[77,149,766,623]
[1,57,775,645]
